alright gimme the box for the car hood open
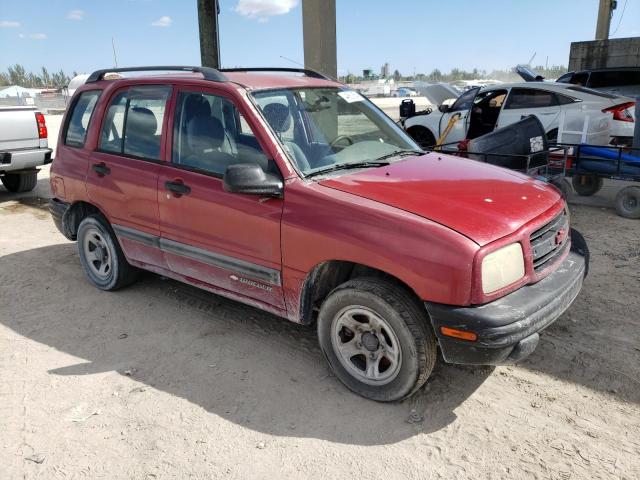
[319,153,561,246]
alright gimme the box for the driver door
[158,87,286,310]
[438,86,479,146]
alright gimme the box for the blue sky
[0,0,638,76]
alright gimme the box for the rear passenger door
[87,85,171,269]
[157,87,285,310]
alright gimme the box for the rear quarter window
[64,90,101,147]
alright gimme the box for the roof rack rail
[220,67,335,81]
[85,66,228,83]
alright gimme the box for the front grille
[530,211,569,273]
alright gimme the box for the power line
[611,0,628,36]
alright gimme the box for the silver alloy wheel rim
[330,306,402,386]
[83,226,112,280]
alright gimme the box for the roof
[224,71,340,90]
[83,66,341,92]
[0,85,43,98]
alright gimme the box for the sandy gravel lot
[1,116,639,479]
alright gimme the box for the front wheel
[317,278,437,402]
[407,126,436,150]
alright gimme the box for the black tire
[1,171,38,192]
[572,175,603,196]
[407,126,436,150]
[614,186,640,219]
[317,277,437,402]
[77,214,137,291]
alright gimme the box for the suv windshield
[251,87,421,176]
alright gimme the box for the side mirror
[223,163,283,196]
[438,104,450,113]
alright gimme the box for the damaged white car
[401,80,636,149]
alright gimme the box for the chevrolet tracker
[49,66,588,401]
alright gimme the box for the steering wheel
[329,135,354,148]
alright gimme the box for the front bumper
[425,229,589,365]
[0,147,52,172]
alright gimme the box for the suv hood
[320,153,561,246]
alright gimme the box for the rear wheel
[407,126,435,150]
[572,175,603,196]
[317,278,437,402]
[77,215,137,290]
[1,171,38,192]
[615,186,640,219]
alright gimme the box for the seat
[183,116,236,174]
[262,103,311,171]
[124,107,160,159]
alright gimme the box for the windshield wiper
[305,160,390,178]
[373,149,425,162]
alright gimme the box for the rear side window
[64,90,101,147]
[588,70,640,88]
[505,88,558,109]
[99,86,171,160]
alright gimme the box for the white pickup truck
[0,106,52,192]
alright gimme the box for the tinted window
[556,73,574,84]
[588,70,640,88]
[505,88,558,109]
[172,91,269,176]
[450,87,480,112]
[99,86,171,160]
[64,90,101,147]
[556,93,578,105]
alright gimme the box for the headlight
[481,243,525,294]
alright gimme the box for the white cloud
[151,16,172,27]
[67,10,85,21]
[18,33,25,38]
[29,33,47,40]
[0,20,21,28]
[235,0,298,21]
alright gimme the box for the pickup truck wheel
[572,175,603,196]
[1,171,38,193]
[614,186,640,219]
[77,215,137,291]
[407,126,435,150]
[317,278,437,402]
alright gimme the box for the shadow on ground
[1,244,493,446]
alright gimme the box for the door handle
[92,162,111,176]
[165,180,191,196]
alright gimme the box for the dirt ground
[1,117,639,479]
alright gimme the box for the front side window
[64,90,101,147]
[172,91,269,176]
[505,88,558,109]
[252,87,420,176]
[99,86,171,160]
[450,87,480,112]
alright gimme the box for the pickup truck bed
[0,106,52,192]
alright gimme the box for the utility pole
[302,0,337,78]
[197,0,221,68]
[595,0,617,40]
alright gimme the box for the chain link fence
[0,93,69,112]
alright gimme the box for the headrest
[186,116,225,152]
[127,107,157,137]
[184,94,211,119]
[262,103,291,133]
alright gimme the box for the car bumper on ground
[425,229,589,365]
[0,148,53,172]
[49,198,74,239]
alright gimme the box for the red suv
[49,66,588,401]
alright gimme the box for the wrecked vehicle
[50,66,588,401]
[402,77,636,149]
